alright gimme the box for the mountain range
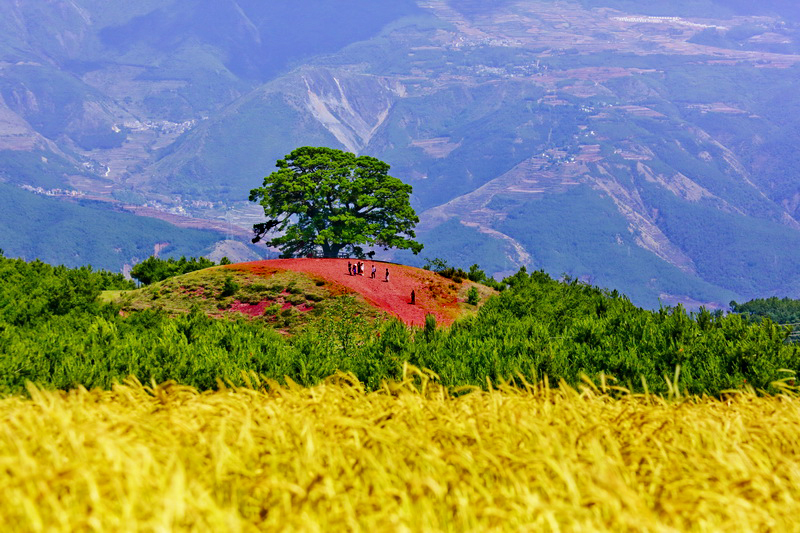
[2,0,800,307]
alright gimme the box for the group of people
[348,261,389,282]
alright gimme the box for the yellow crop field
[1,371,800,532]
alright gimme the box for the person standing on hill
[371,265,376,279]
[348,261,352,275]
[385,268,390,282]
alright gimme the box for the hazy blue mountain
[100,0,423,81]
[2,1,800,307]
[573,0,800,19]
[0,0,421,271]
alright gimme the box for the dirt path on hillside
[229,259,464,327]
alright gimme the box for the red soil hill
[226,259,469,327]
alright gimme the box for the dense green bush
[130,256,223,285]
[467,286,480,305]
[423,257,468,282]
[220,276,239,298]
[423,258,509,289]
[0,257,797,397]
[0,254,132,326]
[731,297,800,324]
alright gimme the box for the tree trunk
[321,242,342,258]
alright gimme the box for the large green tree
[249,147,423,258]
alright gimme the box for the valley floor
[2,376,798,532]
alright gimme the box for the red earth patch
[177,286,207,298]
[227,258,466,327]
[229,300,270,317]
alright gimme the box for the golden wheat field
[2,371,800,532]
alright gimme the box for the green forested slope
[1,256,796,397]
[0,184,223,271]
[731,297,800,324]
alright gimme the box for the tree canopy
[730,296,800,324]
[130,256,223,286]
[249,146,423,258]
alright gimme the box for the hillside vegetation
[114,264,380,334]
[0,255,797,397]
[731,297,800,325]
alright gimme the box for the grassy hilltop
[107,258,494,332]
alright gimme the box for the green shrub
[468,264,487,282]
[288,294,307,305]
[286,282,302,294]
[220,276,239,298]
[264,303,281,316]
[467,286,480,305]
[131,255,217,286]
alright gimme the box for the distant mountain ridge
[2,1,800,307]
